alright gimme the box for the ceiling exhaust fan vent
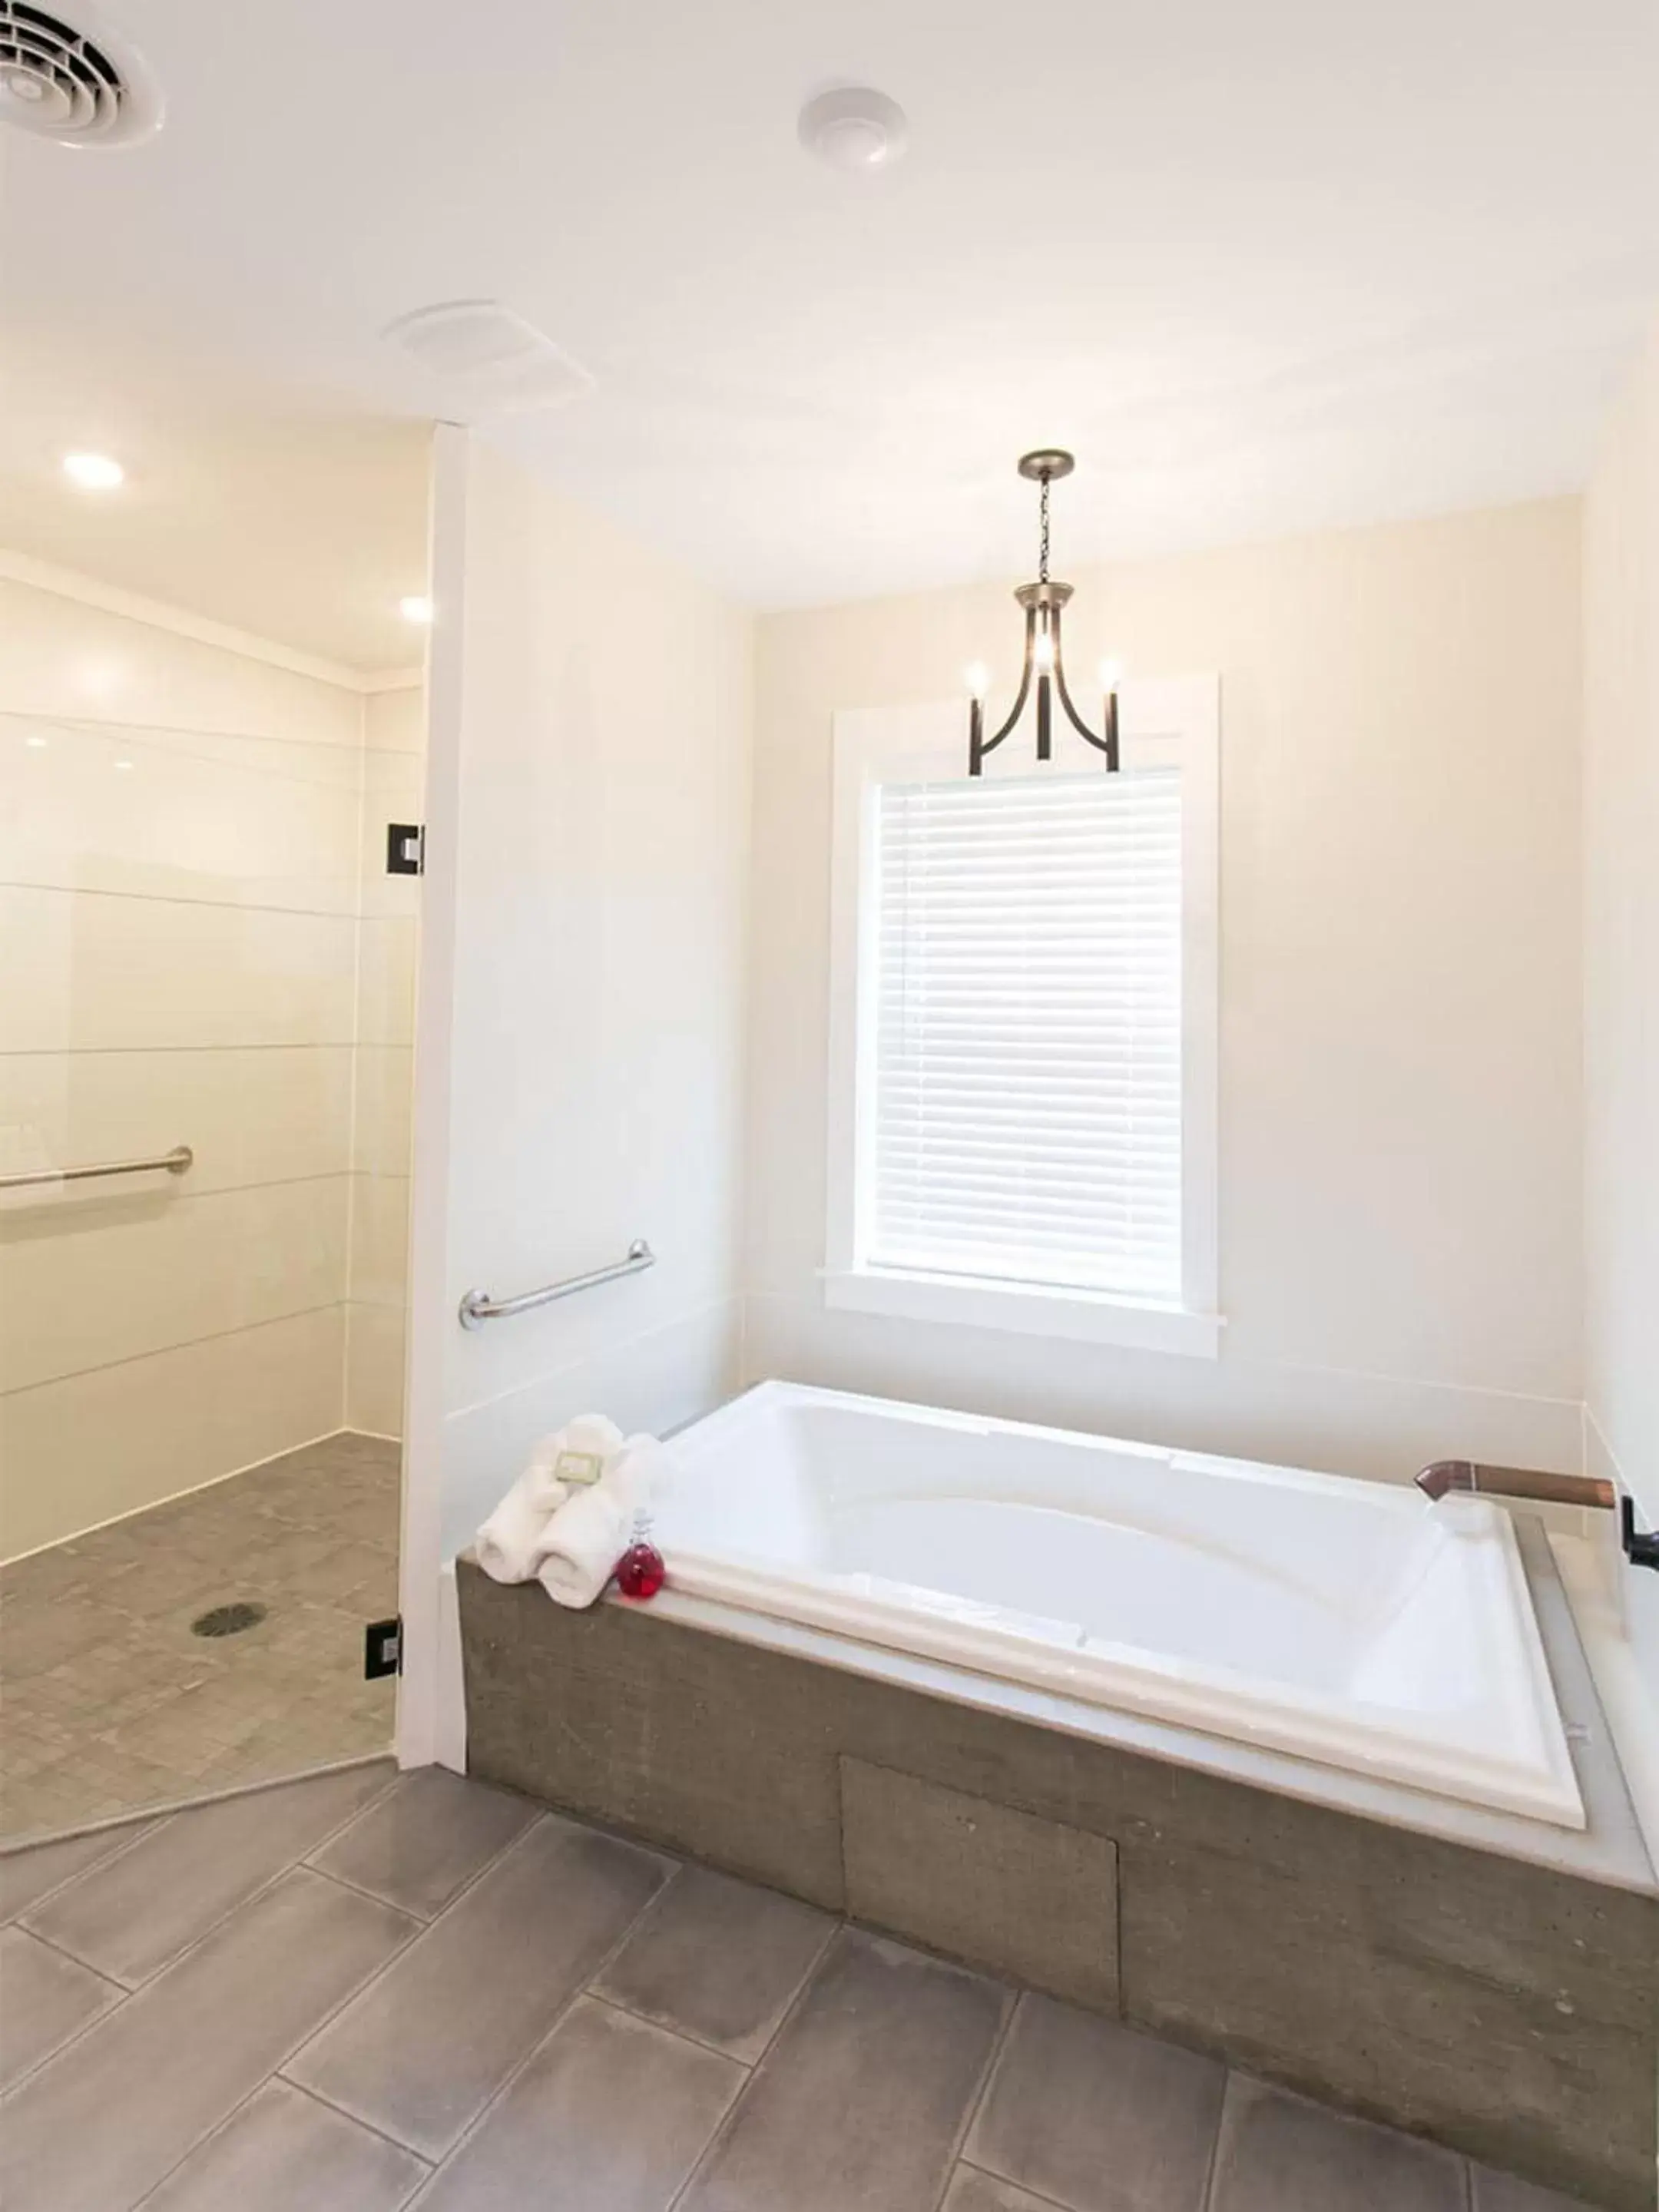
[382,301,597,419]
[0,1,161,147]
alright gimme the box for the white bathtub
[652,1382,1584,1830]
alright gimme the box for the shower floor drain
[190,1601,267,1639]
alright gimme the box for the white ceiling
[0,325,432,670]
[2,0,1656,657]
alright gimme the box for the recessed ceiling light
[25,734,48,750]
[113,757,134,771]
[798,87,908,173]
[399,595,433,624]
[62,452,124,491]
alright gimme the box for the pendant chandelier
[968,449,1120,777]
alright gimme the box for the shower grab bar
[0,1144,194,1191]
[459,1240,655,1330]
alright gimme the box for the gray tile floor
[0,1435,399,1842]
[0,1762,1604,2211]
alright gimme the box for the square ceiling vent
[382,301,596,419]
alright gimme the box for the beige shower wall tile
[364,684,426,757]
[0,1306,346,1559]
[0,581,365,747]
[354,917,416,1046]
[350,1048,412,1177]
[1,717,364,915]
[0,1048,354,1198]
[1,888,357,1053]
[348,1176,409,1310]
[345,1303,407,1439]
[0,1177,351,1392]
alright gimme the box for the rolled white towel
[549,1413,628,1482]
[475,1414,625,1584]
[537,1433,666,1610]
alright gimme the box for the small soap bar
[554,1450,604,1487]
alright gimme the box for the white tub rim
[656,1381,1585,1832]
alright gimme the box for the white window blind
[866,768,1183,1302]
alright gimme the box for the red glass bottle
[616,1539,665,1601]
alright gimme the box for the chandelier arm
[971,606,1038,774]
[1052,632,1121,769]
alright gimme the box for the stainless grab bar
[0,1144,194,1192]
[459,1240,655,1330]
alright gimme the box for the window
[824,681,1220,1356]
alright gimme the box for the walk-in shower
[0,432,431,1840]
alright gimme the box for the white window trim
[823,678,1222,1358]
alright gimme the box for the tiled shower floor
[0,1763,1597,2210]
[0,1435,399,1843]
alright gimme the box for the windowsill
[821,1263,1224,1358]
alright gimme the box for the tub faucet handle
[1413,1460,1617,1511]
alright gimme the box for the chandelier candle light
[969,450,1121,777]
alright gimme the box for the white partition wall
[1581,318,1659,1853]
[398,427,753,1767]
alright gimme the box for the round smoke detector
[798,86,907,173]
[0,0,163,147]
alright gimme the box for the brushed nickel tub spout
[1413,1460,1618,1511]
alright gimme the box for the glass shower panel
[0,619,419,1840]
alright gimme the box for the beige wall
[0,575,419,1557]
[1582,326,1659,1705]
[414,436,753,1568]
[743,499,1584,1484]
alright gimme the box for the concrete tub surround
[459,1556,1658,2211]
